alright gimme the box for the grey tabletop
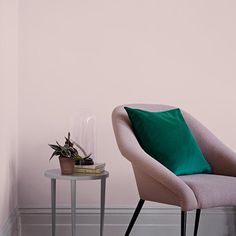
[44,169,109,181]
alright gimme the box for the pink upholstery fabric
[183,113,236,177]
[180,174,236,209]
[112,104,236,211]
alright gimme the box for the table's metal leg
[51,179,56,236]
[71,180,76,236]
[100,177,106,236]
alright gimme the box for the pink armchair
[112,104,236,236]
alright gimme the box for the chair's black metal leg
[194,209,201,236]
[125,199,145,236]
[181,211,187,236]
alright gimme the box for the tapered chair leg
[125,199,145,236]
[194,209,201,236]
[181,211,187,236]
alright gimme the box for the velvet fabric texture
[112,104,236,211]
[124,107,212,176]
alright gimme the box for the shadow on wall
[9,156,17,214]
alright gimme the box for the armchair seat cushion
[180,174,236,209]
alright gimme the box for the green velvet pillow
[124,107,212,176]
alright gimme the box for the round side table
[44,169,109,236]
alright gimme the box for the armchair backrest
[112,104,236,176]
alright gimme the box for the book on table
[74,163,106,174]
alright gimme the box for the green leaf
[61,148,71,157]
[49,144,61,151]
[56,141,62,148]
[49,150,59,161]
[73,155,83,160]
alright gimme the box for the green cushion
[124,107,212,176]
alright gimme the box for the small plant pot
[59,157,75,175]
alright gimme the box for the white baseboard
[0,209,19,236]
[19,207,236,236]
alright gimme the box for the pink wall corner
[0,0,18,228]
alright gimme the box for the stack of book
[74,163,105,174]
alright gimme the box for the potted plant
[49,132,93,175]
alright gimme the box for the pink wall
[0,0,18,227]
[18,0,236,209]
